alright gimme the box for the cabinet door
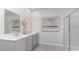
[0,40,15,51]
[27,36,33,51]
[16,38,28,51]
[32,33,39,48]
[32,35,36,48]
[35,33,39,45]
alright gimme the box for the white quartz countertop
[0,32,39,41]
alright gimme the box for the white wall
[32,8,76,46]
[0,8,4,34]
[32,9,64,46]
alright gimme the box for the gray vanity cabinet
[32,33,39,48]
[15,33,39,51]
[35,33,39,45]
[27,33,39,51]
[0,40,15,51]
[0,33,39,51]
[15,37,28,51]
[32,35,36,48]
[27,36,33,51]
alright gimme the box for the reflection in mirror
[5,9,20,34]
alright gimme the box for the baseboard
[39,42,64,47]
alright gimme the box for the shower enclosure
[64,9,79,51]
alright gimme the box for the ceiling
[32,8,76,17]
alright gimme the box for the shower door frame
[63,16,71,51]
[63,8,79,51]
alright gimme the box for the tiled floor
[33,44,65,51]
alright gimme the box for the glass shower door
[64,16,70,51]
[70,9,79,51]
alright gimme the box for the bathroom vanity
[0,9,39,51]
[0,32,39,51]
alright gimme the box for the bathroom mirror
[5,9,20,34]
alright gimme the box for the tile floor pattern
[33,44,65,51]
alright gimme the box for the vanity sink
[0,32,38,41]
[0,33,24,41]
